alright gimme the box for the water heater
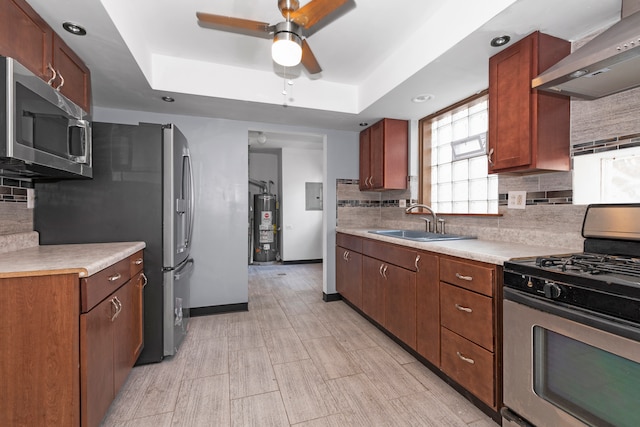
[253,192,278,263]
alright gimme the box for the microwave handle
[68,119,91,164]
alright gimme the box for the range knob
[543,282,562,299]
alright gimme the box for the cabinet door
[131,271,145,364]
[488,34,533,172]
[81,296,115,427]
[52,33,91,112]
[1,0,53,79]
[0,274,80,427]
[384,263,416,348]
[114,280,135,392]
[359,127,371,190]
[488,31,570,174]
[362,256,385,325]
[416,252,440,366]
[369,120,385,189]
[380,118,408,190]
[336,246,363,308]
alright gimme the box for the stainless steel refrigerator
[34,122,195,364]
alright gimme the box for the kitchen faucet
[405,204,442,233]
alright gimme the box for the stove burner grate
[536,254,640,278]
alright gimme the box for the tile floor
[102,263,500,426]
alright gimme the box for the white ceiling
[25,0,621,132]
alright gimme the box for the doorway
[248,130,325,265]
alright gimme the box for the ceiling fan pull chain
[282,66,288,96]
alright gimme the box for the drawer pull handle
[382,265,388,279]
[134,258,143,265]
[379,264,384,277]
[456,351,475,365]
[141,273,148,288]
[455,273,473,281]
[108,273,122,282]
[455,304,473,313]
[415,255,420,272]
[344,250,350,261]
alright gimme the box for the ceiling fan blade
[196,12,273,38]
[290,0,354,34]
[301,39,322,74]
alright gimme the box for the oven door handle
[500,407,535,427]
[504,287,640,342]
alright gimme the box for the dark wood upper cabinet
[1,0,53,80]
[52,33,92,112]
[488,31,570,174]
[0,0,91,112]
[359,118,408,190]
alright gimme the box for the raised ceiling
[25,0,621,131]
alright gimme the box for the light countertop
[337,227,576,265]
[0,241,146,279]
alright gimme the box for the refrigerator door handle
[185,153,195,249]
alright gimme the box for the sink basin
[368,229,476,242]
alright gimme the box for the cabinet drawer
[362,239,418,271]
[337,233,362,253]
[441,327,495,408]
[81,257,130,312]
[440,283,494,351]
[129,250,144,276]
[439,258,494,296]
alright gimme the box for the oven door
[503,289,640,427]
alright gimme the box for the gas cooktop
[504,204,640,326]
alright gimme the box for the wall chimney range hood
[532,3,640,100]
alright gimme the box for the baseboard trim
[323,292,342,302]
[282,259,323,265]
[190,303,248,317]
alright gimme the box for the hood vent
[532,6,640,99]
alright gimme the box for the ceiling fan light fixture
[272,22,302,67]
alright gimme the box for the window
[420,92,498,214]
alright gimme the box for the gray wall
[93,107,359,305]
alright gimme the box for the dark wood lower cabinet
[416,252,440,366]
[336,246,363,308]
[440,327,495,407]
[0,274,80,427]
[0,250,144,427]
[336,232,502,418]
[384,263,416,348]
[362,255,386,325]
[81,292,116,427]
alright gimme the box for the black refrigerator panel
[35,122,165,364]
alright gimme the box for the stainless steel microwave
[1,56,92,179]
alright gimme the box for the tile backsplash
[0,178,34,236]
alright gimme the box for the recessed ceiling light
[490,35,511,47]
[359,122,369,127]
[162,96,175,103]
[411,94,434,103]
[62,22,86,36]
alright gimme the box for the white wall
[281,146,323,261]
[249,151,279,198]
[94,106,359,305]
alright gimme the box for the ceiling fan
[196,0,355,74]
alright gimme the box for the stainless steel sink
[368,229,476,242]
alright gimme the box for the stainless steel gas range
[501,204,640,427]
